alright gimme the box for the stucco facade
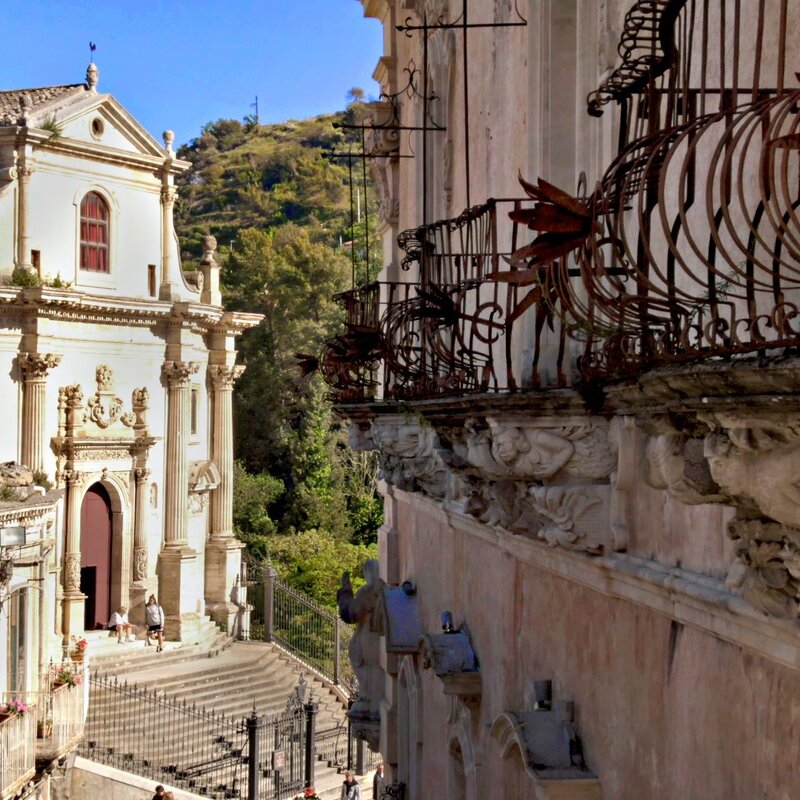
[0,63,261,720]
[329,2,800,798]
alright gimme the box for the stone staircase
[83,624,365,799]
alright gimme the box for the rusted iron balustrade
[513,0,800,380]
[321,198,564,401]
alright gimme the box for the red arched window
[80,192,109,272]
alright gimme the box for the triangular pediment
[29,91,166,158]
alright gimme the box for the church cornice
[0,287,262,334]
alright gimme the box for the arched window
[80,191,109,272]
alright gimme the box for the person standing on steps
[341,771,361,800]
[145,594,165,652]
[373,763,385,799]
[151,785,165,800]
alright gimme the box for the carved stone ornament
[19,352,62,381]
[162,361,200,388]
[365,102,401,226]
[419,629,481,708]
[133,546,148,582]
[726,518,800,619]
[528,486,608,554]
[86,367,136,430]
[337,559,384,724]
[208,364,245,390]
[64,551,81,592]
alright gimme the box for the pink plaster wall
[394,496,800,800]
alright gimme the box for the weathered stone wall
[392,490,800,799]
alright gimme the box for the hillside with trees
[174,110,381,605]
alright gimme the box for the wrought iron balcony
[320,198,574,403]
[514,0,800,380]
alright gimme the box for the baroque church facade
[0,62,260,707]
[330,1,800,798]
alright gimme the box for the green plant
[32,470,53,491]
[0,485,20,502]
[40,114,63,139]
[44,273,72,289]
[10,269,42,288]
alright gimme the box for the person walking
[145,595,165,652]
[372,764,385,799]
[341,771,361,800]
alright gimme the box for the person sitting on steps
[108,606,135,643]
[145,594,165,652]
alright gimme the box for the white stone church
[0,63,260,699]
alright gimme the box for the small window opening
[31,250,41,273]
[148,265,157,297]
[91,118,105,138]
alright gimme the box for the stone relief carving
[133,546,148,583]
[528,486,607,554]
[86,366,135,429]
[726,518,800,619]
[162,361,200,388]
[643,433,724,505]
[365,104,400,226]
[208,364,246,390]
[64,552,81,592]
[337,559,384,724]
[18,352,62,381]
[365,414,619,553]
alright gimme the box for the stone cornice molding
[18,352,62,381]
[0,288,263,335]
[162,361,200,388]
[207,364,245,390]
[391,485,800,673]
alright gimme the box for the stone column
[158,360,199,640]
[158,184,178,301]
[14,160,35,277]
[129,467,151,627]
[62,469,87,637]
[208,364,245,541]
[161,361,198,548]
[205,363,246,632]
[19,352,61,474]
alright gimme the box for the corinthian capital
[208,364,245,390]
[19,352,62,381]
[160,186,177,206]
[162,361,200,388]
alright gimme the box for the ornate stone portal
[52,366,156,636]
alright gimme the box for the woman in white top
[108,606,134,643]
[145,595,165,652]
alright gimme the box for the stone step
[85,636,356,799]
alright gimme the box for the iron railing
[514,0,800,380]
[0,705,36,800]
[245,567,355,693]
[81,673,310,800]
[320,197,567,401]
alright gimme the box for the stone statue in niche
[337,559,384,721]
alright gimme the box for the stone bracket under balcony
[611,357,800,619]
[419,629,481,709]
[347,403,623,556]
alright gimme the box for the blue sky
[1,1,383,146]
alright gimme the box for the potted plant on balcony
[52,667,82,690]
[69,636,88,662]
[37,718,53,738]
[0,699,28,725]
